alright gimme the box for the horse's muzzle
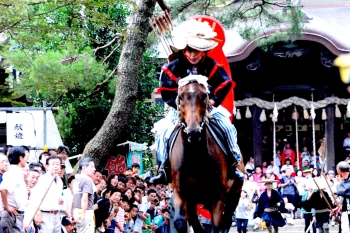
[185,128,202,143]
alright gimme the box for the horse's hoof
[174,218,187,233]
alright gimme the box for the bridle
[175,81,211,134]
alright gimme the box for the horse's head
[177,75,209,143]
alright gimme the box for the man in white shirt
[245,157,255,175]
[26,155,64,233]
[134,189,157,233]
[0,146,29,233]
[267,160,281,178]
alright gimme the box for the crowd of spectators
[241,135,344,232]
[0,145,172,233]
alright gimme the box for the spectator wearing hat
[254,179,285,233]
[61,216,75,233]
[0,146,28,233]
[72,157,96,233]
[265,170,279,189]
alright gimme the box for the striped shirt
[115,207,125,233]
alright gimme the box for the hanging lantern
[236,109,241,120]
[245,106,252,118]
[272,103,278,122]
[260,109,266,122]
[347,101,350,118]
[335,104,341,118]
[322,108,327,120]
[303,108,309,119]
[310,104,316,119]
[291,111,299,120]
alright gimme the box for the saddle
[167,119,231,159]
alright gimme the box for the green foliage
[3,46,107,102]
[0,0,306,161]
[54,90,114,153]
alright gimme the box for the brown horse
[170,78,244,233]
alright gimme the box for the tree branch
[156,0,171,11]
[0,0,76,34]
[102,43,122,65]
[93,33,123,55]
[174,0,198,15]
[78,66,118,101]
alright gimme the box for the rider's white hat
[170,19,218,52]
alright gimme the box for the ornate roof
[224,2,350,62]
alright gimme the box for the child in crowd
[283,197,295,226]
[125,204,138,233]
[301,146,310,164]
[115,191,125,233]
[151,209,171,233]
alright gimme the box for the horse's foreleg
[211,200,224,233]
[221,179,244,233]
[173,190,188,233]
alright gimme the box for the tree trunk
[82,0,157,170]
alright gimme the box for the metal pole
[0,107,58,111]
[294,106,300,170]
[43,101,47,146]
[273,95,276,164]
[311,93,317,169]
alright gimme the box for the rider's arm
[159,63,179,109]
[207,63,233,107]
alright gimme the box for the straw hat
[302,169,312,173]
[304,177,328,190]
[258,179,277,184]
[170,19,218,52]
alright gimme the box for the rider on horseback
[150,19,244,184]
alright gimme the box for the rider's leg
[211,111,244,181]
[150,147,172,184]
[150,109,178,184]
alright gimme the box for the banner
[6,113,36,146]
[127,150,144,175]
